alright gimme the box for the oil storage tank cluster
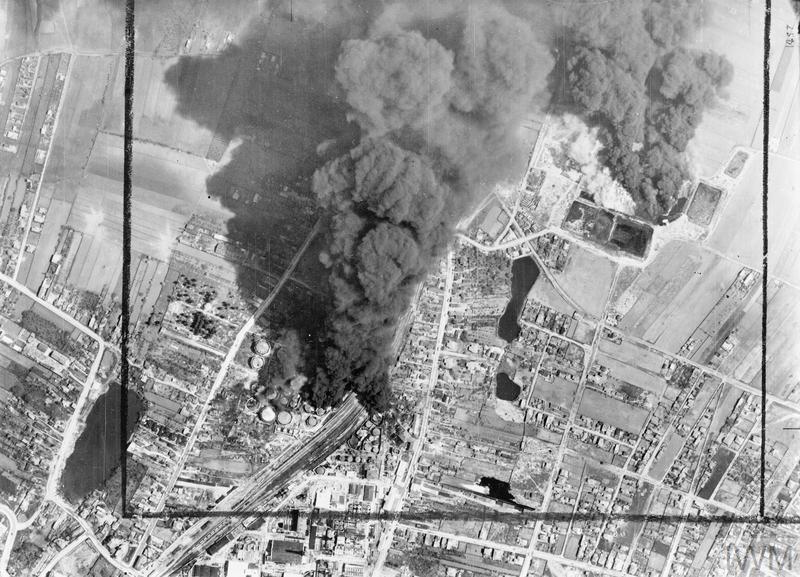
[249,338,272,371]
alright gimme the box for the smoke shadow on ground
[160,7,367,357]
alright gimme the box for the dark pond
[61,383,144,503]
[698,447,736,500]
[497,257,540,343]
[478,476,519,505]
[496,372,522,401]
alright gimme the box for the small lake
[478,476,519,504]
[497,257,540,343]
[496,372,522,401]
[61,383,144,503]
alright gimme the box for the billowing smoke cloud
[450,5,550,122]
[308,2,553,411]
[310,140,455,409]
[555,114,637,214]
[556,0,732,219]
[336,31,455,133]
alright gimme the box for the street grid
[114,0,790,533]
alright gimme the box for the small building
[192,564,222,577]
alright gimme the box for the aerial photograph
[0,0,798,576]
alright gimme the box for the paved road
[132,221,321,561]
[45,343,106,499]
[0,504,17,577]
[150,393,366,576]
[37,536,86,577]
[0,273,104,343]
[372,250,454,574]
[53,497,144,577]
[12,54,73,281]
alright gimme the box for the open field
[649,434,685,481]
[712,281,800,400]
[687,0,773,177]
[598,338,664,374]
[550,245,616,318]
[615,242,743,353]
[102,55,218,158]
[528,272,576,316]
[577,388,649,435]
[595,353,666,397]
[1,0,263,58]
[38,56,116,184]
[686,183,723,227]
[708,152,800,286]
[19,53,233,316]
[530,375,578,411]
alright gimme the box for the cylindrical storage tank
[254,339,272,356]
[259,406,276,422]
[302,402,313,414]
[306,415,319,428]
[277,411,292,425]
[266,389,279,401]
[249,355,264,370]
[244,397,258,413]
[316,407,325,416]
[314,466,326,475]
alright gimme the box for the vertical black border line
[760,0,771,520]
[121,0,135,518]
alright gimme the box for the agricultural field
[577,388,649,435]
[708,152,800,286]
[686,183,723,227]
[594,351,666,397]
[549,245,616,318]
[529,375,579,412]
[710,281,800,400]
[102,56,219,157]
[687,0,775,177]
[613,241,744,354]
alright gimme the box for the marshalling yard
[0,1,799,577]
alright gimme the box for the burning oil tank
[253,339,272,356]
[259,406,276,423]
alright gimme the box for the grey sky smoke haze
[309,1,554,410]
[336,31,455,133]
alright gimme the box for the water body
[478,476,519,505]
[495,372,522,401]
[61,383,144,503]
[497,257,540,343]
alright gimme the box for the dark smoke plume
[308,2,553,411]
[336,31,455,133]
[555,0,732,218]
[310,140,456,409]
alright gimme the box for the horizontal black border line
[133,508,800,526]
[122,0,782,525]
